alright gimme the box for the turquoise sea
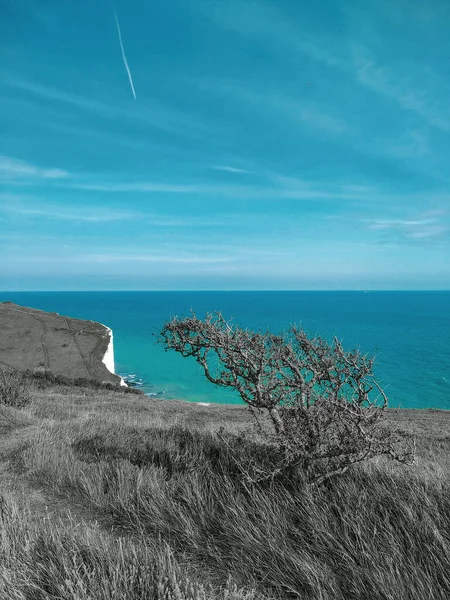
[1,292,449,410]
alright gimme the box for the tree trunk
[269,407,284,435]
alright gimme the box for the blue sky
[1,0,449,290]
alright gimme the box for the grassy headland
[0,373,449,599]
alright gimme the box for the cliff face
[0,302,124,386]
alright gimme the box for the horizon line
[1,289,449,294]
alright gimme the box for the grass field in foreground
[0,376,449,599]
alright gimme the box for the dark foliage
[160,312,415,484]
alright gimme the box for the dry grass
[0,378,449,599]
[0,370,32,408]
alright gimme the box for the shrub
[160,312,415,485]
[0,369,31,408]
[25,370,69,389]
[23,370,143,394]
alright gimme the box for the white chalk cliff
[101,326,127,386]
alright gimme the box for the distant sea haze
[2,291,449,410]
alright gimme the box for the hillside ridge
[0,302,124,386]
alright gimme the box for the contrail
[113,10,137,99]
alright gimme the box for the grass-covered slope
[0,375,449,599]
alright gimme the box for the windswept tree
[160,312,414,484]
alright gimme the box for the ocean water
[1,291,449,410]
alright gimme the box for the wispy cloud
[201,1,450,134]
[340,185,377,194]
[297,107,349,135]
[72,181,201,193]
[365,216,448,240]
[0,156,69,180]
[354,56,450,132]
[5,206,137,223]
[420,209,448,218]
[201,78,351,138]
[212,165,252,174]
[0,200,230,227]
[3,78,219,138]
[68,178,375,202]
[198,0,348,75]
[86,254,231,264]
[386,129,430,159]
[265,173,377,202]
[407,225,448,239]
[4,253,232,267]
[4,78,117,116]
[367,218,435,230]
[199,0,313,60]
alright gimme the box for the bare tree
[160,312,415,485]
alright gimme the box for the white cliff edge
[102,326,127,387]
